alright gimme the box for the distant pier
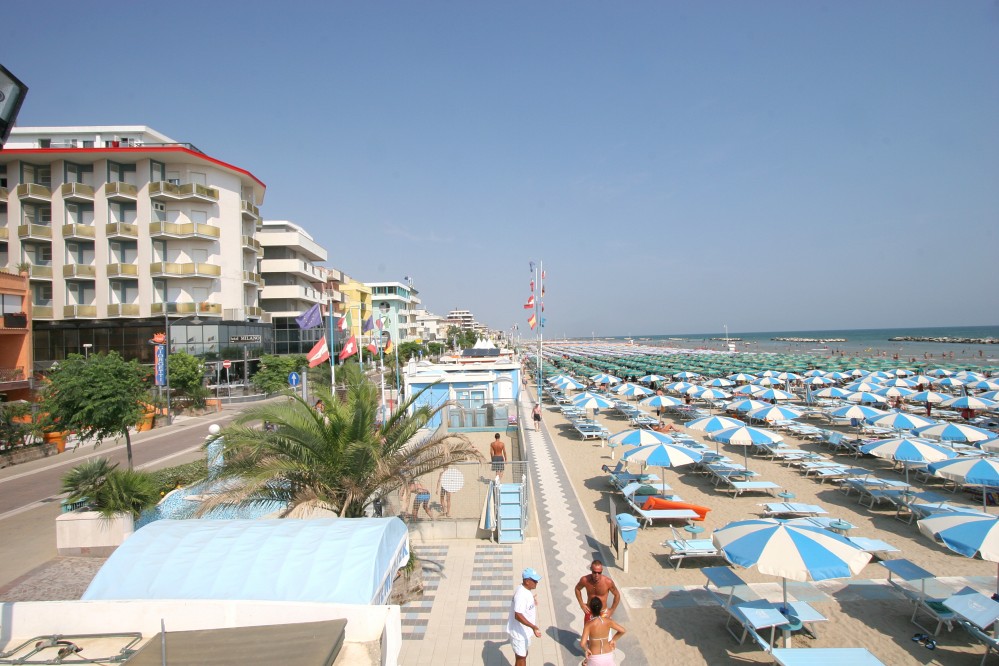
[889,336,998,345]
[771,337,846,343]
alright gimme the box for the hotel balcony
[149,262,221,278]
[16,183,52,204]
[107,303,141,317]
[106,222,139,239]
[241,199,260,221]
[151,302,223,317]
[260,284,325,304]
[63,264,97,279]
[149,181,219,203]
[0,367,29,393]
[62,223,96,240]
[260,258,325,281]
[63,304,98,318]
[17,224,53,240]
[245,306,263,318]
[149,221,221,240]
[0,186,8,200]
[103,182,138,202]
[258,231,326,262]
[32,305,53,319]
[243,270,263,286]
[26,265,53,280]
[106,263,139,279]
[0,227,7,241]
[241,235,262,254]
[60,182,95,202]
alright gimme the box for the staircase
[497,482,526,543]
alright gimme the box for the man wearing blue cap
[508,567,543,665]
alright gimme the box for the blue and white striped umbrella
[811,386,852,399]
[845,381,883,393]
[572,392,615,410]
[608,428,675,448]
[673,371,702,380]
[727,373,758,382]
[550,376,586,391]
[847,368,871,377]
[711,426,784,447]
[755,388,797,402]
[882,378,917,388]
[704,377,735,387]
[928,457,999,509]
[693,387,731,400]
[590,373,622,386]
[622,442,703,469]
[713,519,871,609]
[979,438,999,454]
[928,368,955,377]
[847,391,888,405]
[753,377,785,387]
[830,404,887,421]
[665,381,697,394]
[747,405,803,422]
[726,399,772,413]
[866,412,937,431]
[933,377,966,388]
[868,371,893,380]
[915,423,997,443]
[803,376,835,386]
[760,370,781,377]
[639,394,683,408]
[874,386,916,399]
[638,374,668,383]
[824,371,852,380]
[917,512,999,594]
[684,415,746,433]
[615,382,654,398]
[983,391,999,401]
[968,380,999,392]
[804,369,827,377]
[733,384,768,396]
[958,371,987,382]
[941,395,998,411]
[909,390,953,404]
[776,372,801,381]
[860,437,956,465]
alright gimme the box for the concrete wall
[55,510,133,556]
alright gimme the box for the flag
[307,336,330,367]
[530,279,535,292]
[362,316,374,332]
[337,311,351,332]
[295,304,322,330]
[528,313,537,329]
[542,269,546,279]
[376,317,384,330]
[338,335,358,361]
[384,334,393,355]
[524,295,535,309]
[542,285,546,296]
[366,341,378,355]
[529,261,535,273]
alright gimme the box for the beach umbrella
[845,381,883,393]
[776,372,801,381]
[685,415,746,433]
[875,387,917,400]
[615,383,654,398]
[733,384,768,396]
[957,371,987,382]
[747,405,803,423]
[608,428,675,448]
[693,387,731,401]
[639,394,683,408]
[968,380,999,392]
[727,373,758,382]
[572,392,615,411]
[726,399,772,414]
[933,377,966,388]
[550,376,586,391]
[753,377,785,387]
[804,369,826,377]
[830,404,887,421]
[704,377,735,387]
[713,519,872,613]
[979,438,999,454]
[917,512,999,595]
[755,388,797,402]
[882,378,917,388]
[860,438,956,482]
[760,370,781,377]
[847,391,888,405]
[590,373,622,385]
[983,391,999,401]
[909,390,953,404]
[665,381,697,394]
[673,371,702,380]
[824,371,852,380]
[941,395,999,411]
[811,386,852,399]
[803,376,835,386]
[929,457,999,511]
[847,368,870,377]
[928,368,955,377]
[865,412,937,432]
[638,374,668,383]
[711,426,783,467]
[622,442,704,481]
[915,423,997,443]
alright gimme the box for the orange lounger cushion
[642,497,711,521]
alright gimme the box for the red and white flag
[523,295,535,309]
[530,279,535,292]
[528,313,537,330]
[366,341,378,355]
[337,312,350,332]
[307,336,330,367]
[338,335,358,361]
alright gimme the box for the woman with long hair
[579,596,626,665]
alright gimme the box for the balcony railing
[149,221,221,239]
[0,367,27,383]
[149,181,219,202]
[63,264,97,279]
[0,227,7,241]
[63,305,98,318]
[27,265,53,279]
[245,306,263,318]
[60,182,95,201]
[17,224,53,240]
[241,235,262,253]
[32,305,53,319]
[106,263,139,278]
[16,183,52,202]
[105,222,139,239]
[107,303,140,317]
[151,302,223,316]
[103,182,138,201]
[242,270,263,285]
[149,262,221,278]
[240,199,260,220]
[0,186,8,200]
[62,223,96,239]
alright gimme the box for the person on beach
[508,568,543,666]
[653,420,678,433]
[532,404,542,431]
[405,478,434,521]
[574,560,620,625]
[435,466,455,518]
[491,433,508,481]
[580,597,626,665]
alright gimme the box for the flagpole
[327,290,336,397]
[537,260,543,401]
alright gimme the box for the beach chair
[760,502,827,518]
[618,481,673,500]
[958,621,999,666]
[881,559,956,635]
[724,479,780,497]
[624,494,699,528]
[662,526,722,570]
[846,536,900,560]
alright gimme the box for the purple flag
[362,316,375,333]
[295,304,322,330]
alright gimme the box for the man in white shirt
[507,567,543,665]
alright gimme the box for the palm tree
[61,458,161,519]
[204,365,481,517]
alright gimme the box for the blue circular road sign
[288,372,301,387]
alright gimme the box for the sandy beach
[540,392,997,665]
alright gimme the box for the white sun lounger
[625,495,698,528]
[662,526,723,570]
[725,480,780,497]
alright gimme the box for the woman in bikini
[580,597,626,665]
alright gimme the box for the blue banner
[154,344,166,386]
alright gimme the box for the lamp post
[163,303,202,425]
[82,343,92,359]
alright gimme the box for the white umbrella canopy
[640,394,683,408]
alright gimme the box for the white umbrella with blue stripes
[755,388,797,402]
[639,394,683,408]
[711,425,783,467]
[860,437,956,482]
[941,395,998,411]
[572,392,615,411]
[704,377,735,387]
[608,428,675,448]
[865,412,937,432]
[909,390,953,404]
[693,387,731,401]
[918,511,999,594]
[830,404,887,421]
[929,457,999,511]
[811,386,852,399]
[847,391,888,405]
[623,441,704,475]
[615,382,654,398]
[638,374,668,383]
[915,423,996,443]
[726,399,771,414]
[590,373,622,386]
[685,415,746,433]
[550,375,586,391]
[727,373,758,383]
[747,405,803,423]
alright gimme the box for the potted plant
[16,261,30,276]
[3,311,28,328]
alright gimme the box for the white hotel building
[0,126,270,368]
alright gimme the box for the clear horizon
[4,1,997,336]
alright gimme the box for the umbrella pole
[781,577,789,614]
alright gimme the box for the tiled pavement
[401,545,449,640]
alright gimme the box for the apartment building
[366,280,422,345]
[445,309,476,331]
[258,220,344,355]
[412,308,447,341]
[339,277,372,342]
[0,126,270,368]
[0,269,32,401]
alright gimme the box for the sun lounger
[725,480,780,497]
[761,502,827,518]
[618,481,672,499]
[575,423,609,440]
[662,526,723,570]
[606,470,661,490]
[771,647,886,666]
[810,467,871,483]
[944,587,999,666]
[846,536,900,560]
[881,559,956,635]
[625,495,698,528]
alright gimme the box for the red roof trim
[1,146,265,189]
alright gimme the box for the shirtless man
[574,560,620,625]
[490,433,508,481]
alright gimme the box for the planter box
[3,313,27,328]
[56,510,134,556]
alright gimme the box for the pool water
[136,480,286,529]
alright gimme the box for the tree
[40,352,149,469]
[61,458,160,518]
[205,364,482,517]
[169,351,209,407]
[251,354,307,394]
[397,341,423,362]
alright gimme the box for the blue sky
[4,1,997,337]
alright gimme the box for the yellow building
[338,277,371,340]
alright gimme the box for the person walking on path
[490,433,508,481]
[574,560,621,626]
[580,597,626,666]
[532,404,542,431]
[508,568,543,666]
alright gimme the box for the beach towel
[641,497,710,521]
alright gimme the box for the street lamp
[82,343,93,359]
[163,304,202,425]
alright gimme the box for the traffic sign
[288,372,300,387]
[222,360,231,369]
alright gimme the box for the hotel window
[21,163,52,187]
[108,202,136,225]
[65,203,94,226]
[22,204,52,226]
[150,161,165,183]
[32,283,53,306]
[110,282,135,305]
[0,165,6,188]
[107,161,136,184]
[64,162,93,184]
[153,280,167,304]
